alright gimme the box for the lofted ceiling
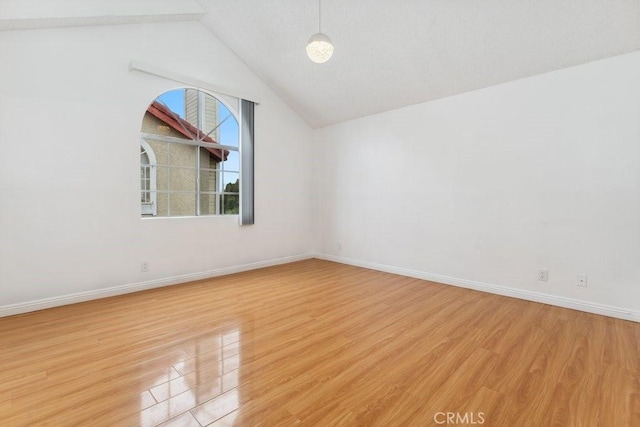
[2,1,639,128]
[198,0,640,128]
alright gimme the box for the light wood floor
[1,259,638,426]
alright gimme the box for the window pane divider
[141,133,237,151]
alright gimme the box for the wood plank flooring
[0,259,638,426]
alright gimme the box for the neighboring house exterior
[140,94,230,217]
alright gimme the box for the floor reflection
[139,325,241,426]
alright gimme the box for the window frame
[140,139,157,216]
[140,88,241,218]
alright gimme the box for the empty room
[1,1,639,425]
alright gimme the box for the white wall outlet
[141,261,150,272]
[577,274,587,287]
[538,269,548,282]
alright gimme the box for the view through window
[140,88,240,217]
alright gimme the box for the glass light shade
[306,33,334,63]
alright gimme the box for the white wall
[0,0,205,31]
[0,21,314,311]
[314,52,640,319]
[1,18,638,321]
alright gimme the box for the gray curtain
[240,99,255,225]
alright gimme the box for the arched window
[140,140,157,216]
[140,88,241,217]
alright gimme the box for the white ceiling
[198,0,640,128]
[3,1,638,128]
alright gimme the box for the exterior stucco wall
[141,112,219,216]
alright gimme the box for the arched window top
[140,139,156,165]
[143,88,239,148]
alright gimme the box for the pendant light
[306,0,334,63]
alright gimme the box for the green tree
[224,179,239,214]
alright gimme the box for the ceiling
[198,0,640,128]
[3,1,638,128]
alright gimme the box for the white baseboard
[5,253,638,323]
[0,253,314,318]
[315,253,640,323]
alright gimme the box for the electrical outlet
[577,274,587,287]
[538,269,548,282]
[141,261,150,272]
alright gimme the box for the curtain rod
[129,60,261,105]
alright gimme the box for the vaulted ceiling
[2,1,639,128]
[198,0,640,128]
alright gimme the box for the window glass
[140,89,240,217]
